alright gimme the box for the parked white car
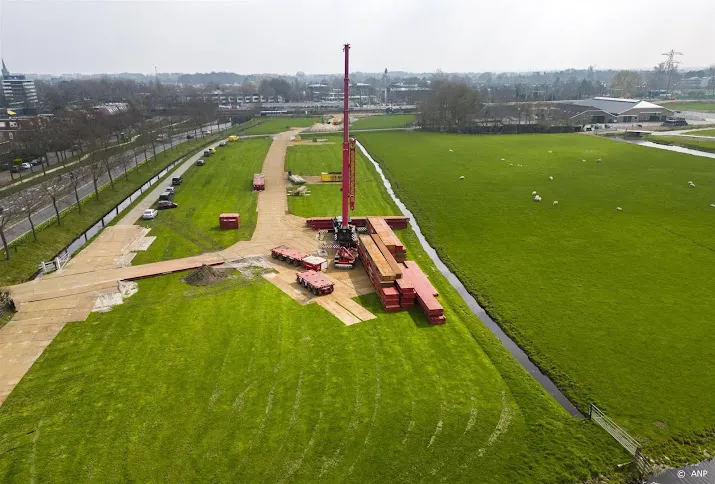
[165,186,176,194]
[142,209,158,220]
[21,162,31,170]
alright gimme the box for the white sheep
[509,163,514,167]
[548,150,553,153]
[548,176,553,181]
[449,149,454,152]
[596,159,602,163]
[710,203,715,208]
[533,195,542,202]
[459,175,465,180]
[532,191,537,196]
[553,201,558,206]
[581,159,586,162]
[501,158,505,161]
[616,207,623,211]
[688,181,695,188]
[517,164,523,167]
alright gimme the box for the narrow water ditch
[355,140,584,418]
[32,159,182,278]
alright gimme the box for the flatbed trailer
[271,245,309,266]
[296,270,335,295]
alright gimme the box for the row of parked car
[1,159,44,173]
[142,175,182,219]
[143,140,227,220]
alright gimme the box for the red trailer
[296,270,335,295]
[253,173,265,191]
[271,245,308,266]
[218,213,240,230]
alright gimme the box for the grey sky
[1,0,714,75]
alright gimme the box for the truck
[253,173,265,191]
[296,270,335,296]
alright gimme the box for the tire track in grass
[477,391,514,458]
[346,324,383,478]
[233,304,284,476]
[402,400,417,445]
[261,318,308,479]
[29,420,42,484]
[317,330,364,479]
[277,319,335,483]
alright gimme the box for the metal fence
[589,404,649,474]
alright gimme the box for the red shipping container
[219,213,240,229]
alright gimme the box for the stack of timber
[357,228,445,324]
[367,217,407,262]
[288,174,306,185]
[401,261,445,324]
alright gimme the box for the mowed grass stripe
[132,138,271,264]
[358,130,715,458]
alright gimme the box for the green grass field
[0,132,238,286]
[239,117,319,135]
[684,128,715,137]
[351,114,416,130]
[285,140,396,217]
[132,139,271,264]
[645,134,715,153]
[358,131,715,460]
[0,131,630,483]
[661,101,715,112]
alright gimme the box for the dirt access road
[0,129,376,404]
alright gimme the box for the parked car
[159,190,174,201]
[196,159,205,166]
[21,162,31,170]
[201,130,210,135]
[165,186,176,194]
[157,201,178,210]
[186,134,194,140]
[10,165,20,173]
[30,159,42,166]
[142,209,158,220]
[203,150,212,157]
[218,141,227,147]
[171,176,183,185]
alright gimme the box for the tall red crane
[333,43,358,269]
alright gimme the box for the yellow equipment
[321,172,342,182]
[294,135,302,142]
[209,147,216,154]
[228,135,239,141]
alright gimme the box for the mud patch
[220,256,274,279]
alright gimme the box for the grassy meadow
[358,131,715,460]
[351,114,416,130]
[0,130,630,483]
[132,139,271,264]
[661,101,715,113]
[239,116,320,135]
[683,128,715,137]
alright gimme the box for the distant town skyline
[1,0,714,76]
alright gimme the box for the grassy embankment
[645,134,715,153]
[351,114,416,130]
[132,139,272,264]
[0,132,628,483]
[0,128,244,286]
[358,130,715,463]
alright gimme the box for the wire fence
[589,404,649,474]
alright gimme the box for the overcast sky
[1,0,714,76]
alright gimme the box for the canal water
[355,140,584,418]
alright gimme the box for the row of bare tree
[0,100,223,261]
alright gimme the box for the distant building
[93,102,129,116]
[679,77,710,90]
[567,97,673,123]
[1,59,39,110]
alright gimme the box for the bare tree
[100,153,117,190]
[67,166,88,213]
[87,157,105,200]
[116,152,134,181]
[41,175,70,226]
[0,200,22,260]
[16,187,45,241]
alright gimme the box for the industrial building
[566,97,673,123]
[1,60,39,111]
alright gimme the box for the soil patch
[183,264,232,286]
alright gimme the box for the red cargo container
[219,213,240,229]
[253,173,265,191]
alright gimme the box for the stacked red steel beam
[367,217,407,262]
[401,261,445,324]
[305,216,409,231]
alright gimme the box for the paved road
[1,122,231,246]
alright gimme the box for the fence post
[589,403,593,419]
[55,257,60,271]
